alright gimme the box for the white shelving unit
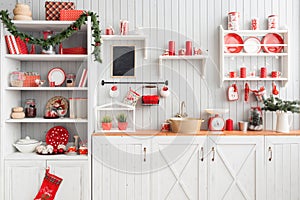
[0,19,94,199]
[219,25,289,87]
[158,54,208,78]
[102,34,148,59]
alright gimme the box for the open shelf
[158,55,208,78]
[5,152,88,160]
[6,87,88,91]
[6,117,88,123]
[5,54,88,61]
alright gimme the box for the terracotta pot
[118,122,128,130]
[102,122,112,130]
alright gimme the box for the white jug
[276,112,292,133]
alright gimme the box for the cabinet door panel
[47,160,88,200]
[5,160,45,200]
[93,137,150,200]
[208,136,264,200]
[151,136,207,200]
[266,136,300,200]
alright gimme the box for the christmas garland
[0,10,102,63]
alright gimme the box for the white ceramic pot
[13,136,42,153]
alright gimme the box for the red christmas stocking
[34,168,63,200]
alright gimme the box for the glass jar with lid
[24,99,36,118]
[10,71,24,87]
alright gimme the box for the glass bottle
[25,99,36,118]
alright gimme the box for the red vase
[102,123,112,130]
[118,122,128,130]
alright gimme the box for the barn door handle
[200,147,204,162]
[211,147,215,162]
[268,147,272,161]
[144,147,147,162]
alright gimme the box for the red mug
[105,27,114,35]
[49,81,55,87]
[240,67,246,78]
[271,71,281,78]
[260,67,267,78]
[229,71,237,78]
[161,123,170,132]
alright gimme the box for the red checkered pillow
[45,1,75,21]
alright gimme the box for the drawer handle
[212,147,215,162]
[201,147,204,162]
[144,147,147,162]
[268,147,272,161]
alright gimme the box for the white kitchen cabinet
[265,136,300,200]
[151,136,207,200]
[5,159,88,200]
[47,160,88,200]
[207,136,265,200]
[92,136,150,200]
[4,160,45,200]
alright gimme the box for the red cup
[161,123,170,132]
[168,41,175,56]
[185,41,192,55]
[271,71,281,78]
[240,67,246,78]
[49,81,55,87]
[105,28,114,35]
[229,71,237,78]
[260,67,267,78]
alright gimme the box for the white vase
[276,111,292,133]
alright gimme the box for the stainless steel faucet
[175,101,188,118]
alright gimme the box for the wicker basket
[60,10,84,21]
[23,72,40,87]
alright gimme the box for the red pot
[102,123,112,130]
[118,122,128,130]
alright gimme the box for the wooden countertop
[93,130,300,136]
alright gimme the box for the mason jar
[24,98,36,118]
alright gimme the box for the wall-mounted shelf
[219,25,289,87]
[158,54,208,78]
[6,87,88,91]
[102,35,147,59]
[6,118,88,123]
[5,54,88,61]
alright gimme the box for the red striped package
[5,35,29,54]
[5,35,15,54]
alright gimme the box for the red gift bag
[34,168,63,200]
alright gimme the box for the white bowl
[13,141,42,153]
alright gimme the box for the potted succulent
[101,115,112,130]
[117,113,128,130]
[263,95,300,133]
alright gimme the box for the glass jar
[10,71,24,87]
[66,73,76,87]
[24,99,36,118]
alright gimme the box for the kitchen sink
[168,118,204,134]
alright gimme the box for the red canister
[168,41,175,56]
[268,15,278,30]
[260,67,267,78]
[240,67,247,78]
[251,18,259,30]
[228,12,240,30]
[185,41,192,55]
[226,119,233,131]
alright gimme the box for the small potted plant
[117,113,128,130]
[263,95,300,133]
[101,115,112,130]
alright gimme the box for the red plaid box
[45,1,75,21]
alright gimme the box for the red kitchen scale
[205,109,229,131]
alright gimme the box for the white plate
[243,36,261,53]
[47,67,66,86]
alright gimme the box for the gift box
[60,9,84,21]
[23,72,40,87]
[45,1,75,21]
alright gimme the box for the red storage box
[60,10,84,21]
[142,95,160,105]
[23,73,40,87]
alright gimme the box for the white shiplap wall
[1,0,299,130]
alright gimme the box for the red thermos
[226,118,233,131]
[185,41,192,55]
[168,41,175,56]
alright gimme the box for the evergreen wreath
[0,9,102,63]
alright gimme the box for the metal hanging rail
[101,80,168,86]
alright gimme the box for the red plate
[46,126,69,149]
[261,33,284,53]
[224,33,243,53]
